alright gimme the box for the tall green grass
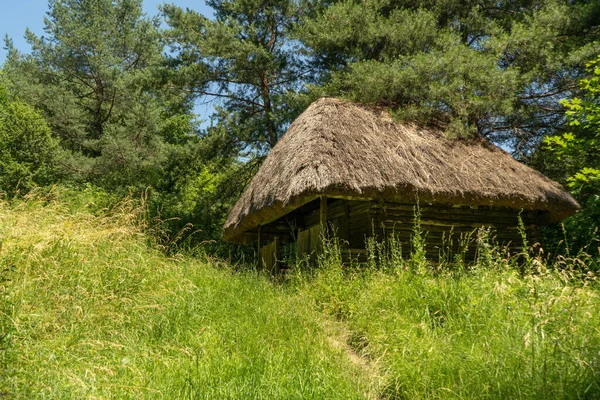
[300,227,600,399]
[1,188,599,399]
[0,188,370,399]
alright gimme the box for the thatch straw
[223,98,579,242]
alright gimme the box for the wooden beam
[257,225,261,254]
[320,196,328,226]
[273,236,279,273]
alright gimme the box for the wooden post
[273,236,279,273]
[257,225,261,266]
[320,196,328,228]
[319,196,328,256]
[343,203,350,241]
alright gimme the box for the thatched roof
[223,97,579,242]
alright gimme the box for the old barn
[223,98,580,270]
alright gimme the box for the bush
[0,88,61,196]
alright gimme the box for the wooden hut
[223,98,580,270]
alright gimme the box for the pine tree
[299,0,600,151]
[2,0,195,190]
[162,0,316,156]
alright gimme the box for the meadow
[0,188,598,399]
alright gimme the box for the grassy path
[322,318,382,400]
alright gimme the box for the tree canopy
[161,0,316,156]
[2,0,196,190]
[300,0,600,150]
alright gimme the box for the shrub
[0,87,61,196]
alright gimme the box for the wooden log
[374,210,524,225]
[374,203,539,222]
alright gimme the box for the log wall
[297,198,539,264]
[368,202,538,262]
[268,197,539,266]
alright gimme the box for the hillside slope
[0,190,371,399]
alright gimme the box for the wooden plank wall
[297,224,321,262]
[295,198,537,265]
[259,237,279,272]
[369,202,538,262]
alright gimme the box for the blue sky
[0,0,213,64]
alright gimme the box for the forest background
[0,0,599,260]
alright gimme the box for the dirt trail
[322,319,383,400]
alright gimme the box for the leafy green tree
[540,55,600,258]
[0,79,61,196]
[2,0,196,190]
[299,0,600,149]
[161,0,316,156]
[544,55,600,199]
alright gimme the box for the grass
[1,187,599,399]
[301,262,600,399]
[0,189,370,399]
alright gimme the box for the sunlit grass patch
[1,188,598,399]
[0,189,369,399]
[299,226,600,399]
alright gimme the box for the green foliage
[538,197,600,266]
[545,55,600,198]
[162,0,317,156]
[538,55,600,260]
[149,154,248,256]
[0,81,61,196]
[2,0,196,191]
[300,0,600,144]
[1,1,240,251]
